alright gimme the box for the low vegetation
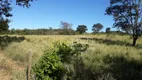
[0,34,142,80]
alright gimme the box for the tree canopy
[92,23,103,33]
[60,21,75,35]
[60,21,72,30]
[0,18,9,32]
[76,25,88,34]
[0,0,34,19]
[105,0,142,46]
[106,27,111,33]
[0,0,34,32]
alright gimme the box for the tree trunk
[132,37,138,46]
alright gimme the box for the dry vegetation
[0,34,142,80]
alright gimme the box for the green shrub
[32,42,89,80]
[55,42,89,63]
[32,49,65,80]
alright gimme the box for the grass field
[0,34,142,80]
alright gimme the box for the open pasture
[0,34,142,80]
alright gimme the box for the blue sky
[10,0,114,32]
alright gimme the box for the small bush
[32,42,89,80]
[32,49,65,80]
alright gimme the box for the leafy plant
[76,25,88,34]
[32,48,65,80]
[92,23,104,33]
[32,42,89,80]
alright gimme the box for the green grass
[1,34,142,80]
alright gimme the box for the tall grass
[1,34,142,80]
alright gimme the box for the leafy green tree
[0,0,34,33]
[106,27,111,33]
[0,0,12,19]
[0,18,9,32]
[0,0,34,19]
[105,0,142,46]
[76,25,88,34]
[92,23,103,33]
[16,0,34,7]
[121,25,131,34]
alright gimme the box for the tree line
[5,21,112,35]
[1,21,135,35]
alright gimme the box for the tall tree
[92,23,103,33]
[60,21,72,30]
[60,21,74,35]
[106,27,111,33]
[0,0,34,32]
[16,0,34,7]
[105,0,142,46]
[0,0,34,19]
[76,25,88,34]
[0,18,9,32]
[0,0,12,19]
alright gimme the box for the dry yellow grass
[3,34,142,64]
[0,34,142,80]
[0,51,25,80]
